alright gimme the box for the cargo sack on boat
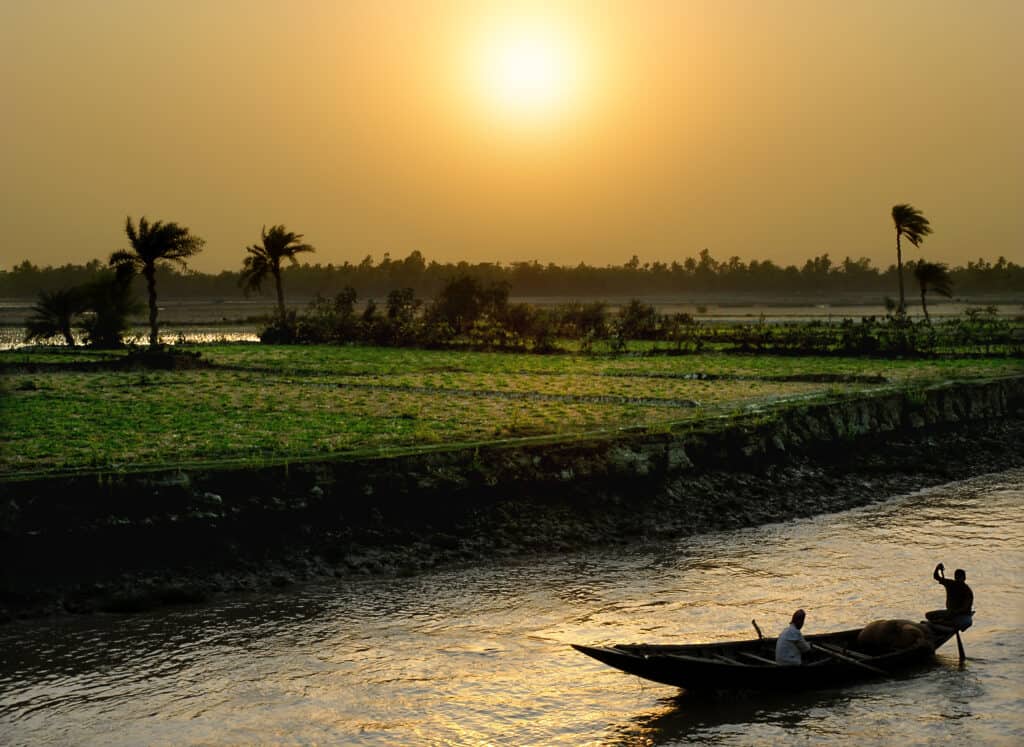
[856,620,931,653]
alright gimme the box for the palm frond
[914,261,954,297]
[284,244,315,265]
[23,287,85,343]
[118,216,205,267]
[892,203,933,246]
[261,224,316,263]
[239,246,272,293]
[108,249,141,272]
[124,215,139,244]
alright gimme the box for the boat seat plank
[710,653,743,665]
[737,651,778,666]
[815,642,871,660]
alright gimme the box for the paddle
[751,619,765,641]
[811,643,890,678]
[955,631,966,663]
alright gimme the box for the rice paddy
[2,344,1020,477]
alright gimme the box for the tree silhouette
[891,204,933,313]
[913,260,953,323]
[80,272,142,348]
[240,225,315,318]
[429,276,509,333]
[109,216,205,346]
[24,287,86,346]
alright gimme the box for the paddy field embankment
[2,345,1022,619]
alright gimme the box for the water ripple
[0,469,1021,745]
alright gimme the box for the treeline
[2,251,1022,300]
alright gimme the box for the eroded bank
[2,376,1022,619]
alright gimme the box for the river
[1,469,1021,745]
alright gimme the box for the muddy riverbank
[2,376,1022,621]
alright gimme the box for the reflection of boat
[605,688,853,746]
[572,621,957,692]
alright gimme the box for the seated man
[925,563,974,631]
[775,609,811,665]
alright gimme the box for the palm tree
[891,204,933,313]
[913,261,953,323]
[239,225,315,318]
[109,216,205,346]
[24,287,86,346]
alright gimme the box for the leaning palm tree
[24,287,86,346]
[891,204,933,313]
[109,216,205,347]
[913,260,953,323]
[239,225,315,318]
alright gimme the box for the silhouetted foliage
[24,287,87,346]
[255,279,1019,357]
[617,299,659,340]
[259,310,299,344]
[386,287,418,322]
[109,216,205,346]
[79,272,142,349]
[335,286,358,317]
[240,224,315,318]
[913,261,953,323]
[427,276,510,334]
[6,250,1022,300]
[891,204,933,312]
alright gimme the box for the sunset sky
[2,0,1022,273]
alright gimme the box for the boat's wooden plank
[815,642,871,661]
[710,653,744,666]
[663,652,723,664]
[737,651,778,666]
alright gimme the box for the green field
[2,344,1021,477]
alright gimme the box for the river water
[1,470,1022,745]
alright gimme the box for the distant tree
[240,225,315,319]
[913,261,953,323]
[891,204,933,313]
[109,216,205,346]
[334,286,358,317]
[24,287,86,346]
[618,299,659,339]
[386,287,418,322]
[430,276,509,333]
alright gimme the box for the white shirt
[775,623,811,665]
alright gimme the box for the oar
[751,619,765,641]
[955,631,966,663]
[811,643,889,677]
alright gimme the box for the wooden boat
[572,621,958,692]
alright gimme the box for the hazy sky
[2,0,1022,272]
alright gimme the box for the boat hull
[572,624,955,692]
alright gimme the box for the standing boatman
[926,563,974,631]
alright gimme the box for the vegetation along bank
[2,373,1022,621]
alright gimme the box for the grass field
[2,344,1021,477]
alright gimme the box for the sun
[471,19,583,125]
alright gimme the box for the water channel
[1,469,1022,745]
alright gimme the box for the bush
[80,273,141,348]
[259,311,298,344]
[428,276,509,333]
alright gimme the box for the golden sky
[2,0,1022,272]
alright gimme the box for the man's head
[954,569,966,582]
[792,609,806,629]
